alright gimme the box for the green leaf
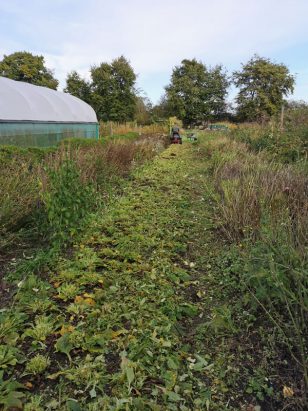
[5,391,24,409]
[126,366,134,385]
[55,334,73,360]
[167,357,179,370]
[167,391,182,402]
[89,387,97,398]
[66,399,82,411]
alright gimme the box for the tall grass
[0,134,168,251]
[99,121,168,137]
[205,135,308,405]
[230,122,308,164]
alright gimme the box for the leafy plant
[25,355,50,375]
[0,346,20,370]
[23,315,54,342]
[0,311,25,344]
[42,156,95,245]
[57,283,80,301]
[0,370,25,410]
[246,372,273,401]
[24,395,44,411]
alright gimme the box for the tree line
[0,51,296,125]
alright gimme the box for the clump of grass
[208,137,308,247]
[0,160,39,233]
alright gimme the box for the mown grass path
[3,140,245,410]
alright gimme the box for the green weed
[0,371,25,410]
[25,355,50,375]
[23,315,55,343]
[0,346,21,370]
[42,156,96,245]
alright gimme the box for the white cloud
[1,0,308,102]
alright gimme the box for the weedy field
[0,131,307,410]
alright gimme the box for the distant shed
[0,77,99,147]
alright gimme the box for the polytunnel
[0,77,99,147]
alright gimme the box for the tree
[135,95,153,125]
[165,59,229,126]
[284,100,308,129]
[64,71,92,105]
[91,56,137,122]
[152,94,173,120]
[233,55,295,122]
[0,51,58,89]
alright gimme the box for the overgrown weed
[204,134,308,405]
[0,133,167,254]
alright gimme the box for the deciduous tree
[233,55,295,122]
[152,94,173,120]
[135,95,153,125]
[64,71,92,105]
[0,51,58,90]
[91,56,137,122]
[165,59,229,126]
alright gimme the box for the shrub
[230,124,308,163]
[40,151,96,245]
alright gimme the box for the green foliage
[0,51,58,89]
[64,56,138,122]
[246,371,274,401]
[0,311,26,345]
[0,160,38,233]
[166,59,229,126]
[0,346,20,370]
[15,274,56,314]
[230,125,308,163]
[57,283,80,301]
[0,145,51,239]
[0,371,25,410]
[204,134,308,404]
[43,158,96,245]
[134,95,153,125]
[23,315,54,342]
[152,94,173,120]
[64,71,92,104]
[25,354,50,375]
[239,236,308,389]
[24,396,44,411]
[3,133,307,409]
[91,56,137,122]
[233,55,295,121]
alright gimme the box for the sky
[0,0,308,104]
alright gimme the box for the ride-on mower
[170,126,182,144]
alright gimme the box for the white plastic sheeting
[0,77,97,123]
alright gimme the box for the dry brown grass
[40,134,168,185]
[207,136,308,249]
[99,121,168,136]
[0,160,39,232]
